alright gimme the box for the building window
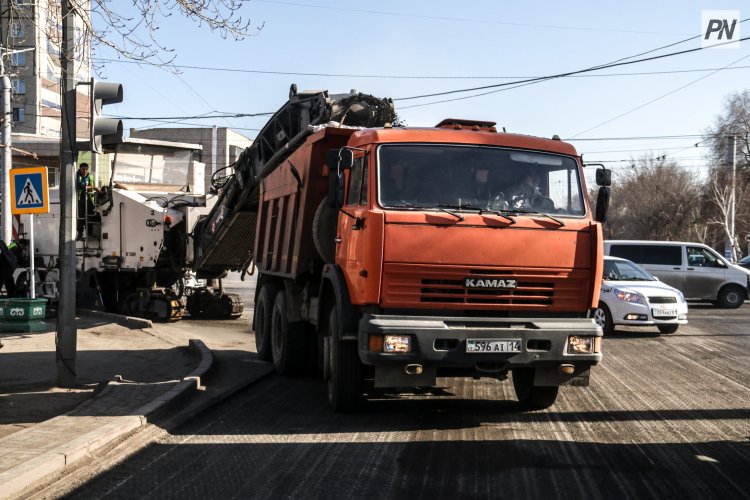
[10,52,26,67]
[11,79,26,95]
[11,22,25,38]
[12,108,25,123]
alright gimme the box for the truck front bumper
[357,313,602,388]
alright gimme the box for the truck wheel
[657,324,679,334]
[313,200,337,264]
[327,308,362,412]
[716,285,745,309]
[512,368,558,410]
[271,290,306,375]
[593,303,614,335]
[253,285,275,361]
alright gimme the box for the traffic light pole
[57,1,78,387]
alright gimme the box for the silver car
[604,240,750,308]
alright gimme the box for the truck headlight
[384,335,411,353]
[568,335,595,354]
[614,288,645,304]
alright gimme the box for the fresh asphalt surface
[30,298,750,499]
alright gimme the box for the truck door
[336,155,370,302]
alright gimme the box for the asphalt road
[33,301,750,499]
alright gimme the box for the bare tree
[602,154,704,241]
[704,90,750,257]
[704,165,749,260]
[6,1,263,66]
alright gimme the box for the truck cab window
[346,156,367,206]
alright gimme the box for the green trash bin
[0,298,48,333]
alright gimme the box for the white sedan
[594,256,688,335]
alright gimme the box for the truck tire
[271,290,306,375]
[327,308,362,412]
[716,285,745,309]
[253,285,275,361]
[657,324,679,334]
[593,302,614,335]
[313,200,337,263]
[512,368,558,410]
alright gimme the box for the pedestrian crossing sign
[10,166,49,214]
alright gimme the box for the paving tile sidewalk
[0,314,210,500]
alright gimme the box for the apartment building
[2,0,90,182]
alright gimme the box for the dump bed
[191,87,395,278]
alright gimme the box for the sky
[92,1,749,178]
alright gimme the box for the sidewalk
[0,311,272,499]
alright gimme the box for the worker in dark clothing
[76,163,100,238]
[0,240,24,297]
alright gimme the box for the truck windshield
[377,144,585,217]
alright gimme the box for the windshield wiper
[387,203,419,209]
[477,208,515,224]
[433,204,464,221]
[503,209,565,227]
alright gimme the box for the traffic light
[89,78,123,154]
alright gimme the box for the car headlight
[614,288,645,304]
[677,290,686,302]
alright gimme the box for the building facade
[2,0,90,180]
[129,127,252,193]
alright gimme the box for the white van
[604,240,750,308]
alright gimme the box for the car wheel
[657,324,679,334]
[716,285,745,309]
[593,303,614,335]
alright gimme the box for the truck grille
[381,264,590,311]
[648,296,677,304]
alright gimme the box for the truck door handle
[673,267,681,270]
[686,267,694,271]
[335,237,342,244]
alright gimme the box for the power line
[570,52,750,137]
[394,35,750,102]
[255,0,689,36]
[570,134,710,141]
[91,57,750,80]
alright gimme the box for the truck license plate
[466,339,522,353]
[652,308,677,318]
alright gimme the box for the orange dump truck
[194,88,610,411]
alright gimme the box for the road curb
[0,338,210,500]
[78,309,153,329]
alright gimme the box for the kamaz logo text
[702,11,741,48]
[463,278,518,289]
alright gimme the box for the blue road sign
[10,166,49,214]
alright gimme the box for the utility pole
[57,1,78,387]
[1,54,11,244]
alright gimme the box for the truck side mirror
[595,186,610,223]
[327,169,346,208]
[596,167,611,187]
[326,148,353,208]
[325,148,354,171]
